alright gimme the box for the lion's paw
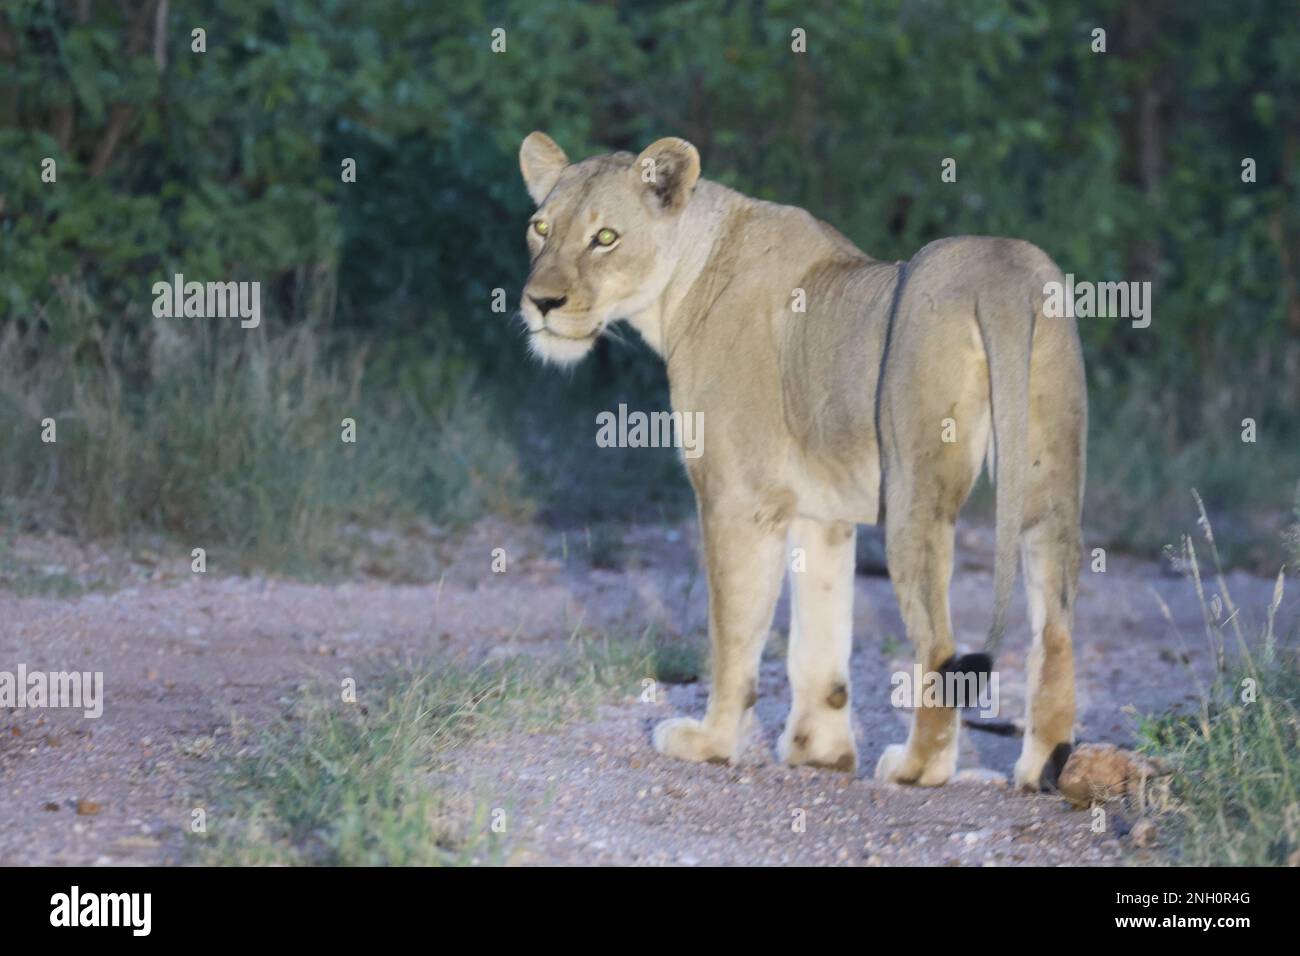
[874,743,955,787]
[1014,741,1073,791]
[777,720,858,773]
[652,717,734,765]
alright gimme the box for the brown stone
[1057,743,1168,808]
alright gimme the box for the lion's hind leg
[1010,303,1085,790]
[1013,515,1078,790]
[873,308,990,786]
[874,495,963,786]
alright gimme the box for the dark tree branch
[89,0,162,177]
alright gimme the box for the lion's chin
[528,328,597,366]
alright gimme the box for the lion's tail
[944,289,1035,681]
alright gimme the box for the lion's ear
[519,131,568,205]
[633,137,700,214]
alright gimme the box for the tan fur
[518,132,1087,788]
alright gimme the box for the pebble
[1130,818,1158,848]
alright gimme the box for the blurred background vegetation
[0,0,1297,573]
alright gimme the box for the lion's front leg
[777,516,859,772]
[653,500,788,765]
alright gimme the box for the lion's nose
[529,294,567,316]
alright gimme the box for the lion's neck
[623,179,753,356]
[624,179,874,359]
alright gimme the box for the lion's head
[517,132,701,365]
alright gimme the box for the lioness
[518,132,1085,790]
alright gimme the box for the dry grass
[1137,492,1300,865]
[0,295,527,574]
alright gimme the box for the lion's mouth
[538,323,601,342]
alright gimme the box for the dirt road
[1,519,1291,865]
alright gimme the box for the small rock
[76,799,101,816]
[952,768,1008,787]
[1129,818,1158,848]
[1058,743,1168,808]
[115,835,161,849]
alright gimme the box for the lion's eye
[595,227,619,247]
[532,220,550,237]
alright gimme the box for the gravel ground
[1,518,1292,866]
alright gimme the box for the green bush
[2,0,1297,557]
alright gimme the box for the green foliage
[198,637,657,865]
[1137,502,1299,865]
[1139,658,1300,866]
[2,0,1297,554]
